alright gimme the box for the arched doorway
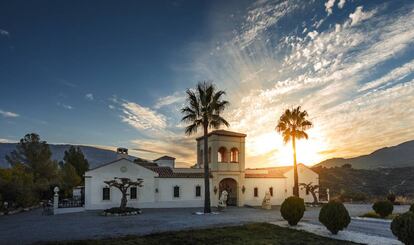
[219,178,237,206]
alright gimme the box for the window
[306,188,310,195]
[200,150,203,165]
[230,148,239,162]
[102,187,110,200]
[173,186,180,198]
[254,187,258,197]
[195,185,201,197]
[218,147,227,162]
[269,187,273,197]
[130,187,137,199]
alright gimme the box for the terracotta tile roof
[245,173,286,178]
[196,130,246,140]
[135,161,158,167]
[245,164,311,178]
[147,166,210,178]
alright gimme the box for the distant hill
[0,143,140,169]
[312,166,414,198]
[315,140,414,169]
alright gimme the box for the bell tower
[196,130,246,171]
[196,130,246,207]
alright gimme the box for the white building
[84,130,319,210]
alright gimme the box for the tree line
[0,133,89,209]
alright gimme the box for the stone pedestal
[53,186,59,215]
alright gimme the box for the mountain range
[1,139,413,169]
[0,143,137,169]
[314,140,414,169]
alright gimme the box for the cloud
[57,102,73,110]
[325,0,336,15]
[178,0,414,167]
[0,138,11,143]
[154,91,185,109]
[85,93,94,101]
[121,101,167,131]
[233,0,301,49]
[0,109,19,118]
[338,0,346,9]
[0,29,9,37]
[359,59,414,92]
[108,105,115,110]
[349,6,375,26]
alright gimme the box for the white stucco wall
[283,164,319,203]
[154,178,213,208]
[243,178,287,206]
[84,153,319,209]
[84,159,213,209]
[84,159,158,210]
[154,159,175,168]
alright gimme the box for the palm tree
[181,81,230,213]
[276,106,312,197]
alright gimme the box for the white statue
[262,191,271,210]
[218,190,228,211]
[326,188,330,202]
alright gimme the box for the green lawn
[45,223,358,245]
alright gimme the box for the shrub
[339,191,367,202]
[373,200,394,218]
[319,200,351,234]
[360,212,380,219]
[387,193,396,204]
[391,211,414,245]
[280,196,305,226]
[410,204,414,213]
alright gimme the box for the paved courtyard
[0,204,410,244]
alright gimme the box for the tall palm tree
[181,81,230,213]
[276,106,312,197]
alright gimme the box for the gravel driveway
[0,204,410,244]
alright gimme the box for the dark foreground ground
[40,223,359,245]
[0,204,409,244]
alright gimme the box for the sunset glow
[1,0,413,169]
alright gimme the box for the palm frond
[276,106,312,144]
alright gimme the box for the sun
[247,127,328,167]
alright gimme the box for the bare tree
[299,182,319,204]
[104,177,143,210]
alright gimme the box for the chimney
[116,147,128,159]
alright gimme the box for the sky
[1,0,414,168]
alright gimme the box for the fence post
[53,186,59,215]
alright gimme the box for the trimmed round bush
[391,211,414,245]
[280,196,305,226]
[319,200,351,234]
[410,204,414,213]
[373,200,394,218]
